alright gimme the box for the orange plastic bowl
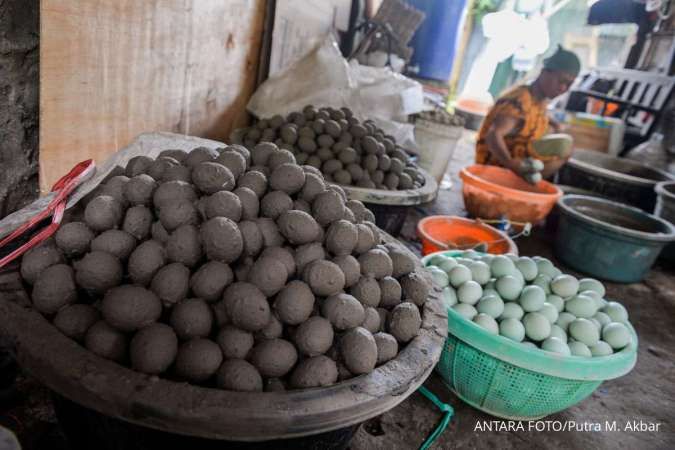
[459,164,562,224]
[417,215,518,256]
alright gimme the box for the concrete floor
[2,131,674,449]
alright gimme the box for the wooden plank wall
[40,0,266,192]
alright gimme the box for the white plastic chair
[565,67,674,136]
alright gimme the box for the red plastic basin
[460,164,562,224]
[417,215,518,256]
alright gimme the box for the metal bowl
[0,132,447,442]
[0,240,446,443]
[655,181,675,261]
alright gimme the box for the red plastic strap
[50,159,95,192]
[0,159,95,269]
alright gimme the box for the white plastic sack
[246,34,428,152]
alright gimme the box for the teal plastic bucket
[555,195,675,282]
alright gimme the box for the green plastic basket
[422,250,638,420]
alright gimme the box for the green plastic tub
[422,250,638,420]
[555,195,675,282]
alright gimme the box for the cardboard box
[566,113,625,155]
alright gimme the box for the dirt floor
[1,131,674,449]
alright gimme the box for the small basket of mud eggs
[230,106,439,236]
[2,133,446,441]
[231,105,429,192]
[421,250,637,420]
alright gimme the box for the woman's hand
[505,158,525,177]
[549,118,566,133]
[541,155,571,179]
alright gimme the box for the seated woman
[475,45,581,179]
